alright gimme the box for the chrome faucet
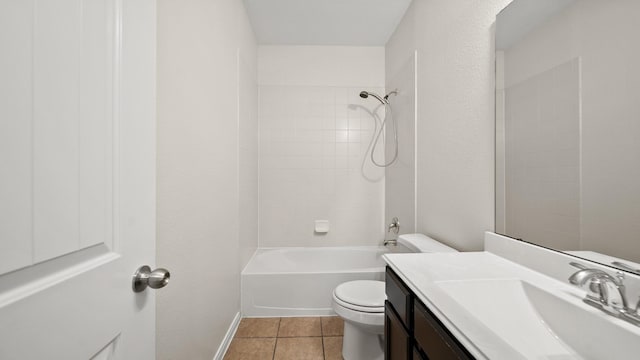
[569,266,640,326]
[383,217,400,246]
[388,217,400,234]
[383,239,397,246]
[569,268,627,311]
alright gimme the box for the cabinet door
[413,346,427,360]
[386,267,413,328]
[414,300,475,360]
[385,301,411,360]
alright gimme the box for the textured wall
[386,0,514,251]
[156,0,257,358]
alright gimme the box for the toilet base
[342,320,384,360]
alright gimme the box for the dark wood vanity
[385,267,475,360]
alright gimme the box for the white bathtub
[241,246,389,317]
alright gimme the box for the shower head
[359,91,387,105]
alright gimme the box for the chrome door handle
[133,265,170,292]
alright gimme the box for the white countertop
[382,251,640,359]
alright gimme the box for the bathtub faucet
[383,239,397,246]
[388,217,400,234]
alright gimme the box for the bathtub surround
[384,51,417,240]
[258,46,386,248]
[239,46,260,269]
[156,0,258,359]
[385,0,514,251]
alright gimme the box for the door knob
[133,265,170,292]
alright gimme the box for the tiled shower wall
[258,46,386,247]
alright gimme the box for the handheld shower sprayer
[359,91,387,105]
[359,89,399,167]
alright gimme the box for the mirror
[495,0,640,273]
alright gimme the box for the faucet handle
[388,217,400,234]
[568,268,627,308]
[583,277,606,303]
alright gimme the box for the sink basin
[436,279,640,359]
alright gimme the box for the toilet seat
[333,280,385,313]
[333,294,384,313]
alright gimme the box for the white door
[0,0,158,358]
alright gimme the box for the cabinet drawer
[414,300,474,360]
[385,267,412,328]
[385,301,411,360]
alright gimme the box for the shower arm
[384,90,398,101]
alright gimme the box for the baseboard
[212,312,241,360]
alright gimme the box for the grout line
[277,335,324,338]
[272,318,281,360]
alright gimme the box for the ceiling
[496,0,576,50]
[243,0,413,46]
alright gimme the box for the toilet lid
[334,280,386,308]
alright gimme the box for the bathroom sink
[435,279,640,359]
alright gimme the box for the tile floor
[223,316,344,360]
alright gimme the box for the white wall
[156,0,257,358]
[386,0,514,251]
[258,46,386,247]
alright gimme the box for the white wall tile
[258,46,385,87]
[258,46,385,247]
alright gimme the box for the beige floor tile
[274,337,324,360]
[321,317,344,336]
[235,317,280,338]
[323,337,344,360]
[223,338,276,360]
[278,317,322,337]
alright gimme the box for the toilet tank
[390,233,458,253]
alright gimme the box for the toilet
[331,233,458,360]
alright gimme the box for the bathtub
[241,246,389,317]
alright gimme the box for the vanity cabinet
[385,267,475,360]
[385,301,411,359]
